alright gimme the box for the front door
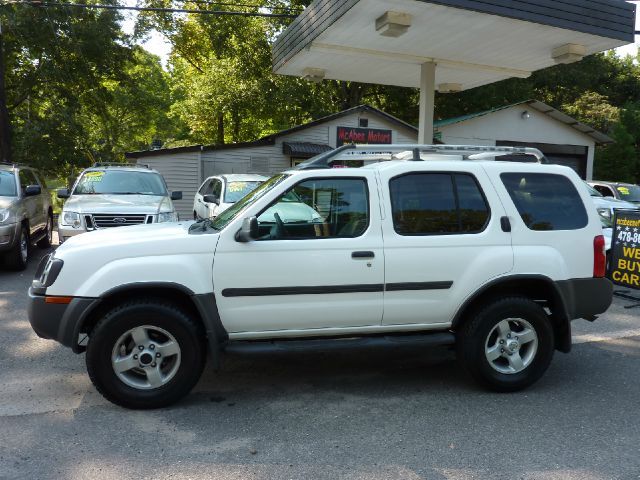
[213,172,383,335]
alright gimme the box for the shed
[434,100,613,179]
[125,105,418,219]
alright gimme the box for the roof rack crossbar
[295,144,546,169]
[92,162,149,168]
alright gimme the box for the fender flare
[451,274,572,353]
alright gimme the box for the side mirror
[25,185,41,196]
[203,194,220,205]
[171,191,182,200]
[57,188,70,199]
[235,217,259,243]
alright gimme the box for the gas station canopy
[273,0,636,91]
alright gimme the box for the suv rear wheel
[5,225,29,270]
[456,297,554,392]
[37,214,53,248]
[86,299,206,409]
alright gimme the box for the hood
[590,195,637,211]
[0,196,17,209]
[62,194,172,214]
[56,221,218,262]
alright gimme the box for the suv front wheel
[456,296,555,392]
[86,299,206,409]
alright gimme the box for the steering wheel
[273,212,286,239]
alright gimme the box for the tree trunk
[339,81,367,110]
[217,113,225,145]
[0,23,12,163]
[232,109,240,143]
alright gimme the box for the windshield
[207,174,289,231]
[73,170,168,195]
[224,181,264,203]
[585,183,602,197]
[0,171,17,196]
[616,184,640,202]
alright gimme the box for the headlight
[157,212,177,223]
[61,211,82,228]
[0,209,10,224]
[597,208,612,219]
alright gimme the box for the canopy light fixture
[375,11,412,38]
[521,110,531,119]
[438,83,462,93]
[301,67,326,83]
[552,44,586,64]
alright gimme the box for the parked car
[29,145,612,409]
[584,182,638,221]
[588,180,640,205]
[0,163,53,270]
[193,174,267,220]
[57,163,181,243]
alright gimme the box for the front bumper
[0,222,19,252]
[28,288,98,352]
[57,225,85,243]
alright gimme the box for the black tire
[193,211,198,220]
[5,225,29,271]
[37,214,53,248]
[456,296,555,392]
[86,299,206,409]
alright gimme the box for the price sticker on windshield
[84,171,104,182]
[228,182,246,193]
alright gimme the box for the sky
[120,1,640,67]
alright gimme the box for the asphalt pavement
[1,241,639,480]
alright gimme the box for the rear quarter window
[500,173,588,231]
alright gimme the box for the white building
[126,105,418,219]
[126,101,611,220]
[434,100,612,180]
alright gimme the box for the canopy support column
[418,62,436,144]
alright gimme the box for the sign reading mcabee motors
[609,209,640,289]
[336,126,392,146]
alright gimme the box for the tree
[594,122,636,183]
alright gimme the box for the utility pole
[0,19,12,163]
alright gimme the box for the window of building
[501,173,588,231]
[390,173,490,235]
[257,178,369,240]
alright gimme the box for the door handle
[352,251,375,259]
[501,216,511,232]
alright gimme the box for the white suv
[28,145,612,409]
[193,174,267,220]
[57,164,181,242]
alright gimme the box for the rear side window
[500,173,588,231]
[390,173,490,235]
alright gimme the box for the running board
[223,332,455,355]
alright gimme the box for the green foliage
[2,1,640,184]
[595,122,637,183]
[1,3,179,180]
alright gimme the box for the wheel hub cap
[111,325,181,390]
[484,318,538,375]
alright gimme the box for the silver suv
[0,163,53,270]
[57,163,182,243]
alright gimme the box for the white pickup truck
[28,145,613,409]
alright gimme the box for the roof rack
[92,162,149,169]
[295,144,546,170]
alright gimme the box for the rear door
[380,163,513,326]
[213,171,384,335]
[494,166,594,280]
